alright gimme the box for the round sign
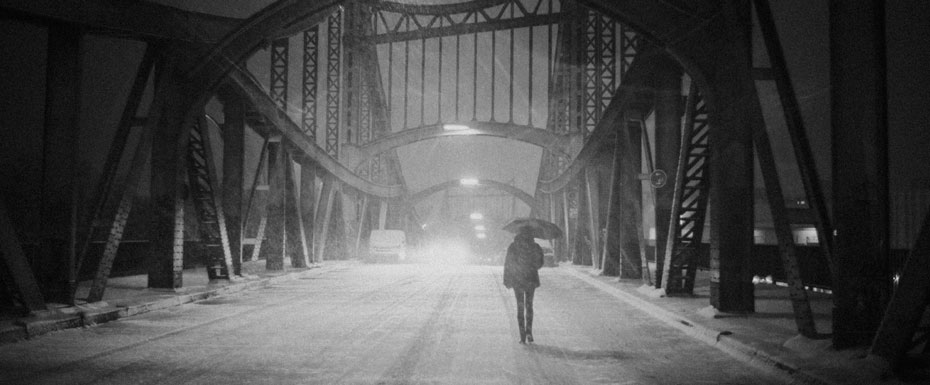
[650,170,668,188]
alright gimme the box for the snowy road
[0,263,783,384]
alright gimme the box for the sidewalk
[0,260,354,345]
[561,264,914,385]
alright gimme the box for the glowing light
[474,225,486,231]
[476,233,487,239]
[460,178,479,186]
[443,124,471,131]
[469,212,483,220]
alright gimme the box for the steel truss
[370,0,562,44]
[186,118,235,280]
[662,84,710,295]
[302,27,320,141]
[270,38,289,110]
[326,7,343,158]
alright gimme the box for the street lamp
[470,212,483,220]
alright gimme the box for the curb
[1,265,330,345]
[561,267,837,385]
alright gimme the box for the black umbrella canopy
[502,217,563,239]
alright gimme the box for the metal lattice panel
[370,0,561,44]
[580,12,616,135]
[664,86,710,294]
[186,120,233,280]
[326,7,343,158]
[302,27,319,141]
[619,23,640,79]
[270,38,289,110]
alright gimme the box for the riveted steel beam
[344,122,581,170]
[0,0,240,43]
[406,179,540,214]
[223,68,404,198]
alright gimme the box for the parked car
[368,230,406,262]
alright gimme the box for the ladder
[662,84,711,295]
[186,118,234,280]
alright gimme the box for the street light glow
[460,178,479,186]
[470,212,483,220]
[476,233,487,239]
[443,124,471,131]
[474,225,486,231]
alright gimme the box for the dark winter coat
[503,234,544,289]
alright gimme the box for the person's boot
[525,315,534,343]
[517,315,526,343]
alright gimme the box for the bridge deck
[0,261,886,385]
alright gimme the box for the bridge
[1,0,929,383]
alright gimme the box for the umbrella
[502,217,563,239]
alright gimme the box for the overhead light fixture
[470,212,483,220]
[460,178,479,186]
[476,233,487,239]
[474,225,486,231]
[443,123,471,131]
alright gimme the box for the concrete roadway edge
[0,264,345,345]
[560,267,837,385]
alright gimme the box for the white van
[368,230,406,262]
[535,239,556,267]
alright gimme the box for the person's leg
[524,287,535,342]
[513,288,526,342]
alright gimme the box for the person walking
[503,227,545,344]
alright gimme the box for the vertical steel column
[222,94,245,276]
[148,63,189,290]
[314,176,337,261]
[618,118,644,279]
[326,7,344,158]
[830,0,889,348]
[285,149,307,268]
[602,131,623,276]
[302,27,320,142]
[585,167,602,268]
[652,62,683,288]
[572,179,591,265]
[299,162,317,263]
[40,24,83,303]
[261,140,286,271]
[708,0,756,313]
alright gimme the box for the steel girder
[222,68,404,198]
[342,121,582,171]
[147,0,734,201]
[537,47,662,194]
[370,0,563,44]
[0,0,240,44]
[406,179,540,214]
